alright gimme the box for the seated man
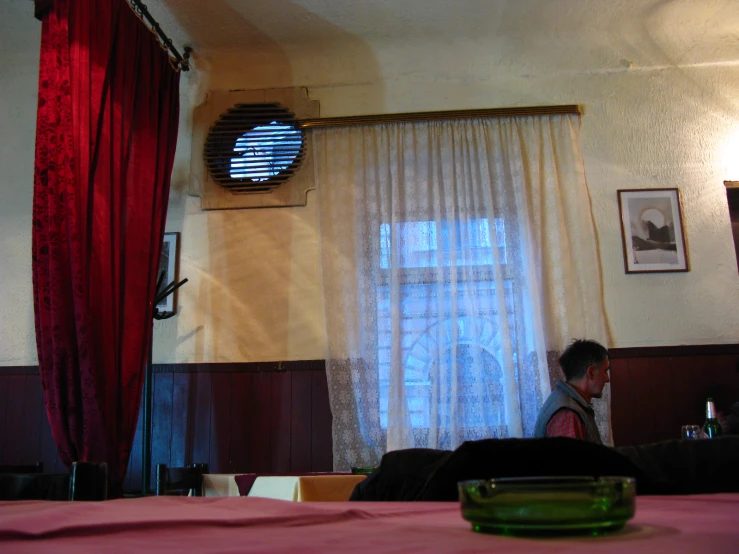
[533,339,609,444]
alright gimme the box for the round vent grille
[204,103,306,193]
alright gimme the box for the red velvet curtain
[32,0,180,497]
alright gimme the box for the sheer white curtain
[313,114,610,471]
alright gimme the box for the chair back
[69,461,108,501]
[156,463,209,496]
[0,472,68,500]
[0,462,44,474]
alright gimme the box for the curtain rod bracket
[128,0,192,71]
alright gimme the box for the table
[1,494,737,553]
[245,474,367,501]
[202,474,240,497]
[204,473,367,501]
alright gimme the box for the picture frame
[156,232,179,313]
[617,188,689,273]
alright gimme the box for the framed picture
[617,188,689,273]
[156,232,179,313]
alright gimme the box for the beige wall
[0,1,40,365]
[3,3,739,365]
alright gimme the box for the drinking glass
[681,424,702,440]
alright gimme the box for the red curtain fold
[32,0,180,497]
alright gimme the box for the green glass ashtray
[458,476,636,536]
[351,466,376,475]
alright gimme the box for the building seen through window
[377,218,516,430]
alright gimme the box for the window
[377,218,516,429]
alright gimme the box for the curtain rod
[299,105,581,129]
[128,0,191,71]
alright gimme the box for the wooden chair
[0,462,44,474]
[0,461,107,501]
[156,463,208,496]
[69,461,108,501]
[0,467,66,501]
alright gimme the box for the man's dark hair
[558,339,608,381]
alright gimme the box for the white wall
[3,2,739,365]
[162,12,739,361]
[0,1,40,365]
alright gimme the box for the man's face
[588,358,611,398]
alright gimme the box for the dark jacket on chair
[350,436,739,501]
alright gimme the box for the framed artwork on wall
[617,188,689,273]
[156,232,179,313]
[724,181,739,273]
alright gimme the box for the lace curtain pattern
[313,115,610,471]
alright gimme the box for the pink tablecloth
[1,494,737,553]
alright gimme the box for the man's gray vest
[534,381,603,444]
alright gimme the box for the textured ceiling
[147,0,739,64]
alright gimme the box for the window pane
[378,218,516,430]
[379,218,506,269]
[377,279,517,430]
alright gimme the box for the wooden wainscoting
[2,345,739,490]
[0,366,66,474]
[124,361,333,491]
[609,345,739,446]
[0,361,333,493]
